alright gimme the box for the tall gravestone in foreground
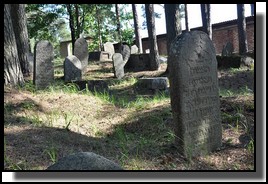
[74,38,88,74]
[168,31,222,157]
[33,40,54,89]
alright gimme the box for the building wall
[142,17,254,56]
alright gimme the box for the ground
[4,58,254,170]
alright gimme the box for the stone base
[124,54,151,72]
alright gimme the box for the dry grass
[4,59,254,170]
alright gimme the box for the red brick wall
[142,17,254,56]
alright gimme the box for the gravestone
[137,77,169,90]
[74,38,88,74]
[168,31,222,157]
[46,152,123,170]
[130,45,139,54]
[64,55,82,82]
[28,53,34,73]
[104,42,115,59]
[221,42,233,56]
[33,40,54,89]
[121,44,131,62]
[124,54,151,72]
[112,53,125,79]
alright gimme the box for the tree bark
[132,4,143,53]
[250,4,254,16]
[185,4,189,32]
[115,4,122,52]
[237,4,248,55]
[165,4,181,55]
[75,4,80,38]
[66,4,76,54]
[4,4,24,87]
[145,4,160,70]
[201,4,212,39]
[10,4,30,77]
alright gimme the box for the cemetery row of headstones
[33,31,222,158]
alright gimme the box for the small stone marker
[64,55,82,82]
[130,45,139,54]
[33,40,54,89]
[74,38,88,73]
[112,53,125,79]
[168,31,222,157]
[104,42,115,59]
[222,42,233,56]
[138,77,169,90]
[46,152,123,170]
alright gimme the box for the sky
[134,4,252,38]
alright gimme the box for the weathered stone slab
[73,80,109,92]
[112,53,125,79]
[131,45,139,54]
[104,42,115,59]
[121,44,131,62]
[138,77,169,90]
[88,51,110,61]
[28,53,34,73]
[124,54,151,72]
[33,40,54,89]
[64,55,82,82]
[74,38,88,73]
[222,41,233,56]
[46,152,123,170]
[168,31,222,157]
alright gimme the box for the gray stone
[88,51,110,61]
[241,56,254,67]
[64,55,82,82]
[130,45,139,54]
[46,152,123,170]
[159,56,167,63]
[169,31,222,157]
[74,38,88,73]
[121,44,131,62]
[33,40,54,89]
[138,77,169,90]
[28,53,34,73]
[222,42,233,56]
[112,53,126,79]
[124,54,151,72]
[103,42,115,59]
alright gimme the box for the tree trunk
[237,4,248,55]
[132,4,143,53]
[185,4,189,32]
[10,4,30,77]
[96,5,103,51]
[250,4,254,16]
[165,4,181,55]
[115,4,122,52]
[201,4,212,39]
[66,4,76,54]
[75,4,80,38]
[4,4,24,87]
[145,4,160,70]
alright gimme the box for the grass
[4,60,255,170]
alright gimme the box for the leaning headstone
[33,40,54,89]
[121,44,131,62]
[74,38,88,74]
[169,31,222,158]
[103,42,115,59]
[46,152,123,170]
[112,53,125,79]
[64,55,82,82]
[130,45,139,54]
